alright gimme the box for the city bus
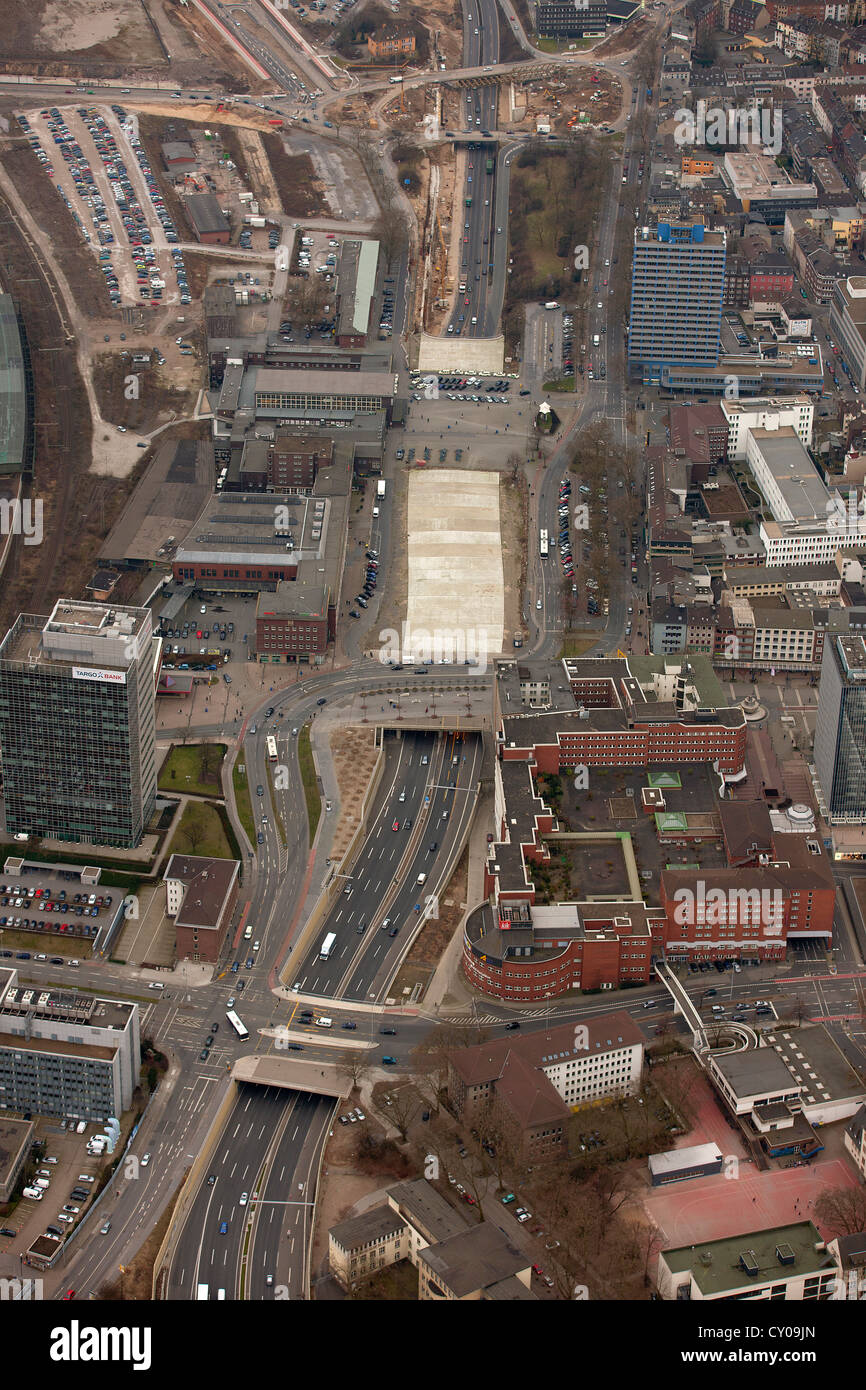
[225,1011,250,1040]
[266,735,278,762]
[539,528,549,557]
[320,931,336,960]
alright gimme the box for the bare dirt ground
[0,0,163,65]
[91,352,198,433]
[234,127,281,214]
[310,1118,414,1289]
[264,137,328,219]
[327,725,380,865]
[0,153,147,630]
[392,844,469,1003]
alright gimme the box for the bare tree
[181,818,206,854]
[372,1081,422,1141]
[334,1050,372,1092]
[814,1185,866,1236]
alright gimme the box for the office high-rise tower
[813,634,866,824]
[0,601,158,847]
[628,222,726,385]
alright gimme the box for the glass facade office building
[0,601,158,847]
[813,634,866,823]
[628,222,726,385]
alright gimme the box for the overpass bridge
[654,962,759,1053]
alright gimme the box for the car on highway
[239,1192,248,1206]
[219,1221,228,1235]
[392,819,400,831]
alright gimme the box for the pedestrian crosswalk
[440,1008,556,1025]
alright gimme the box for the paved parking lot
[19,101,187,312]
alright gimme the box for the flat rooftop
[164,854,239,930]
[662,1221,833,1296]
[748,427,829,523]
[0,987,134,1033]
[0,600,151,672]
[99,438,215,567]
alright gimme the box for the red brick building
[462,659,832,1000]
[255,580,333,662]
[269,432,333,491]
[500,659,748,777]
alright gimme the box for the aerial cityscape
[3,0,866,1337]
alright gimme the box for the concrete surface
[406,469,504,660]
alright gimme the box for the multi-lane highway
[290,731,481,1001]
[165,1084,332,1300]
[447,0,501,338]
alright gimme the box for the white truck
[376,480,386,498]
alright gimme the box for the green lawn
[168,800,234,859]
[559,633,599,658]
[297,722,321,847]
[544,376,575,392]
[232,758,255,846]
[158,743,226,797]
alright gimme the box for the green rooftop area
[662,1222,832,1297]
[648,770,682,789]
[0,295,27,475]
[629,652,728,709]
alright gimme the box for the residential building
[0,601,158,847]
[723,153,818,224]
[447,1016,645,1159]
[536,0,607,36]
[366,23,416,57]
[628,223,726,384]
[327,1177,537,1299]
[0,969,140,1121]
[844,1103,866,1181]
[164,854,240,963]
